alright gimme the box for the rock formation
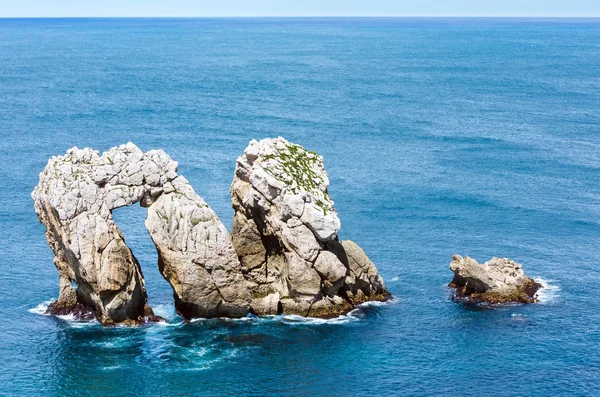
[230,137,390,317]
[33,138,390,325]
[145,181,251,318]
[32,143,249,324]
[449,254,541,304]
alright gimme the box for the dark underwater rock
[45,301,95,321]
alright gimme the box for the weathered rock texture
[33,138,389,324]
[146,182,251,318]
[230,137,390,317]
[449,254,541,304]
[32,143,249,324]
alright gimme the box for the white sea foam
[188,315,254,324]
[151,303,177,321]
[101,366,123,371]
[267,298,397,326]
[279,313,356,325]
[153,319,182,327]
[358,299,394,308]
[29,296,395,328]
[183,347,240,371]
[29,299,99,327]
[97,341,119,348]
[28,299,54,315]
[534,278,560,303]
[390,276,400,282]
[196,347,209,357]
[65,318,99,328]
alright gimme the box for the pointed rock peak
[235,137,340,242]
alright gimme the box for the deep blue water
[1,18,599,396]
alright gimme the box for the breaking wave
[28,299,54,315]
[534,278,561,303]
[28,299,99,326]
[28,297,396,328]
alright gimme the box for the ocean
[1,18,599,396]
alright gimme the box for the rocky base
[45,301,95,321]
[449,278,541,304]
[45,300,166,325]
[103,315,168,326]
[347,291,392,307]
[313,292,392,319]
[273,291,392,319]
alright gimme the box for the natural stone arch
[32,143,250,325]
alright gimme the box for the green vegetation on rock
[262,142,332,214]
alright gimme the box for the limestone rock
[146,184,251,318]
[339,240,388,304]
[449,254,541,304]
[32,143,249,324]
[230,137,390,317]
[33,138,389,324]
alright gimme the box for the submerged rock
[230,137,390,317]
[449,254,541,304]
[45,301,96,321]
[32,143,249,325]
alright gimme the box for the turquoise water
[1,18,599,396]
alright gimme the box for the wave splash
[534,278,560,303]
[29,298,396,328]
[28,299,99,326]
[28,299,54,315]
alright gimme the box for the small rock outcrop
[449,254,541,304]
[32,143,249,324]
[230,137,390,317]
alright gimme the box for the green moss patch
[261,142,332,213]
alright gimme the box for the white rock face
[230,137,389,317]
[449,255,541,303]
[146,183,251,318]
[32,143,250,324]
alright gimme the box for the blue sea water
[0,17,599,396]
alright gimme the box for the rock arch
[32,143,250,325]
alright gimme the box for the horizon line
[2,15,600,19]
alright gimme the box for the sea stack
[449,254,541,304]
[32,143,250,324]
[230,137,390,317]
